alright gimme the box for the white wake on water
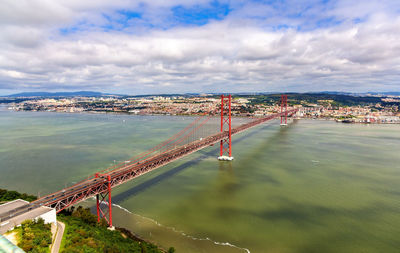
[110,203,251,253]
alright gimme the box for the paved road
[51,221,65,253]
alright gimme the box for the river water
[0,105,399,253]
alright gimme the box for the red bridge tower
[95,173,113,227]
[218,94,233,161]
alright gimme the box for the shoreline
[299,117,400,124]
[4,106,267,119]
[115,227,169,253]
[7,107,400,124]
[3,103,400,124]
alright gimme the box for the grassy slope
[1,190,173,253]
[58,207,167,253]
[12,219,52,253]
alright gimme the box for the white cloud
[0,0,399,94]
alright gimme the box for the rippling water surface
[1,106,399,253]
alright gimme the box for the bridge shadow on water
[112,120,296,204]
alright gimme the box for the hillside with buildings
[3,93,400,124]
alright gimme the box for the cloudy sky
[0,0,399,95]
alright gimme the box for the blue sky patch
[57,0,366,35]
[172,1,230,25]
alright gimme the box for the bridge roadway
[0,109,297,221]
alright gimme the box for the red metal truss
[30,105,298,225]
[95,173,112,226]
[220,95,232,157]
[98,114,207,175]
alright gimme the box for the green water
[1,105,399,253]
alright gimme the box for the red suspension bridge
[1,94,297,227]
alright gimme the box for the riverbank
[300,117,400,124]
[0,189,174,253]
[6,105,400,124]
[58,206,174,253]
[0,188,37,203]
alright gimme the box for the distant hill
[6,90,400,98]
[7,91,121,98]
[365,92,400,96]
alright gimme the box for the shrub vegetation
[1,189,175,253]
[0,188,37,202]
[59,206,168,253]
[16,218,52,252]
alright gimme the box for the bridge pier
[280,94,288,126]
[95,173,113,227]
[218,94,234,161]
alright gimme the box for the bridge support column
[95,173,113,227]
[218,94,234,161]
[280,94,288,126]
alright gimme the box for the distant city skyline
[0,0,399,95]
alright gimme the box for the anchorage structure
[218,94,233,161]
[280,94,288,126]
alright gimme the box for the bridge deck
[25,110,297,213]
